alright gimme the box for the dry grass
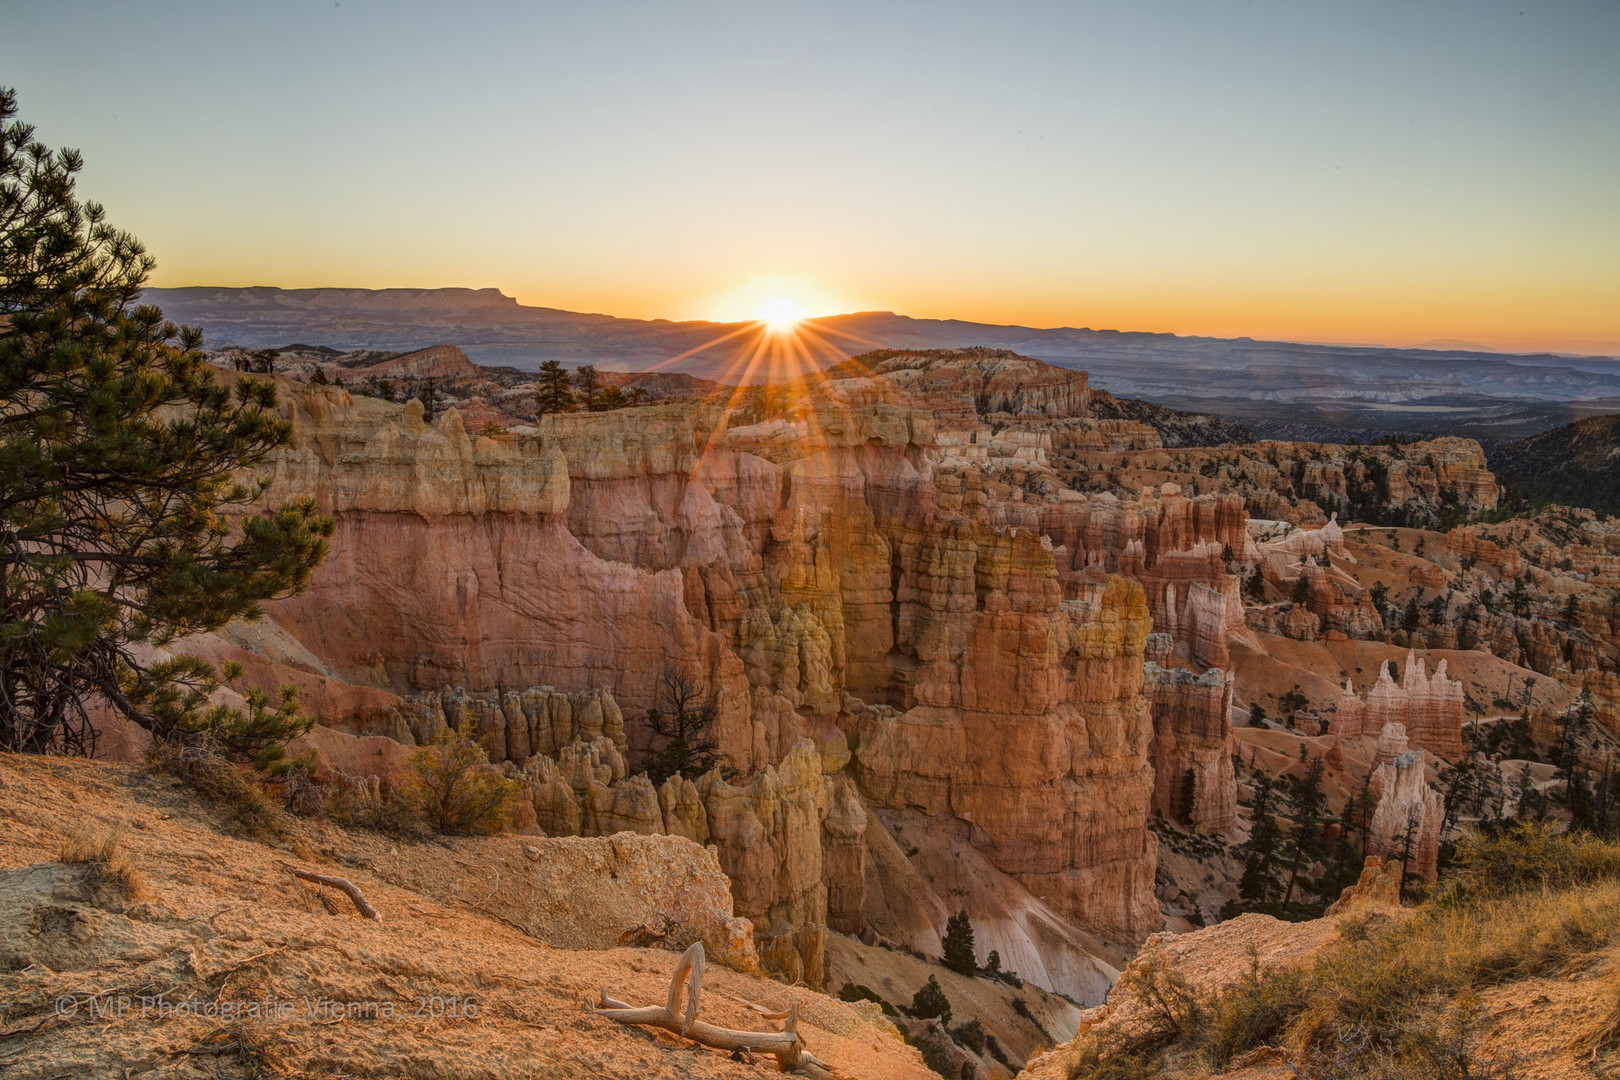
[1570,969,1620,1061]
[1070,829,1620,1080]
[1448,821,1620,900]
[57,827,145,904]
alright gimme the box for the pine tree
[942,909,977,976]
[417,378,438,421]
[1239,776,1281,904]
[1278,757,1328,911]
[573,364,601,411]
[1402,596,1422,632]
[1177,768,1198,823]
[910,975,951,1023]
[642,669,725,784]
[1350,771,1374,850]
[0,88,332,757]
[534,359,574,417]
[1508,574,1533,618]
[1244,569,1267,604]
[1396,809,1421,900]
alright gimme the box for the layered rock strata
[1144,662,1237,831]
[231,351,1269,981]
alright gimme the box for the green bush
[838,982,896,1017]
[911,975,951,1023]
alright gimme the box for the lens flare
[755,296,806,334]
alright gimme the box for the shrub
[838,982,896,1017]
[145,739,285,839]
[400,715,522,835]
[1449,821,1620,900]
[1071,871,1620,1077]
[952,1017,986,1054]
[911,975,951,1023]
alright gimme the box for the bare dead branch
[589,942,838,1077]
[284,867,381,922]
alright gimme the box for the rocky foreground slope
[0,755,934,1079]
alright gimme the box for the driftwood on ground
[590,942,837,1077]
[285,867,382,922]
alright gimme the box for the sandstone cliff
[191,349,1295,997]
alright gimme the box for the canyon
[52,344,1620,1079]
[222,349,1253,1000]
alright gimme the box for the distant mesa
[1411,338,1498,353]
[144,285,1620,444]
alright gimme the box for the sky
[3,1,1618,355]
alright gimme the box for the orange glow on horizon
[755,295,807,335]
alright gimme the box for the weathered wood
[287,868,381,922]
[590,942,837,1077]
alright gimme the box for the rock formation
[1367,750,1444,883]
[216,349,1277,987]
[1144,661,1237,831]
[1330,650,1465,759]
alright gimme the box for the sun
[755,295,807,334]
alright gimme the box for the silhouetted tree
[643,669,725,784]
[0,87,331,759]
[573,364,601,411]
[533,359,574,417]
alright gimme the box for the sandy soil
[0,754,934,1080]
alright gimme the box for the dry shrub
[398,715,522,835]
[1070,876,1620,1079]
[1449,821,1620,900]
[324,781,428,839]
[59,828,145,903]
[144,739,285,839]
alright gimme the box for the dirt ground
[0,754,935,1080]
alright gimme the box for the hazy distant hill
[142,286,1620,441]
[1489,414,1620,516]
